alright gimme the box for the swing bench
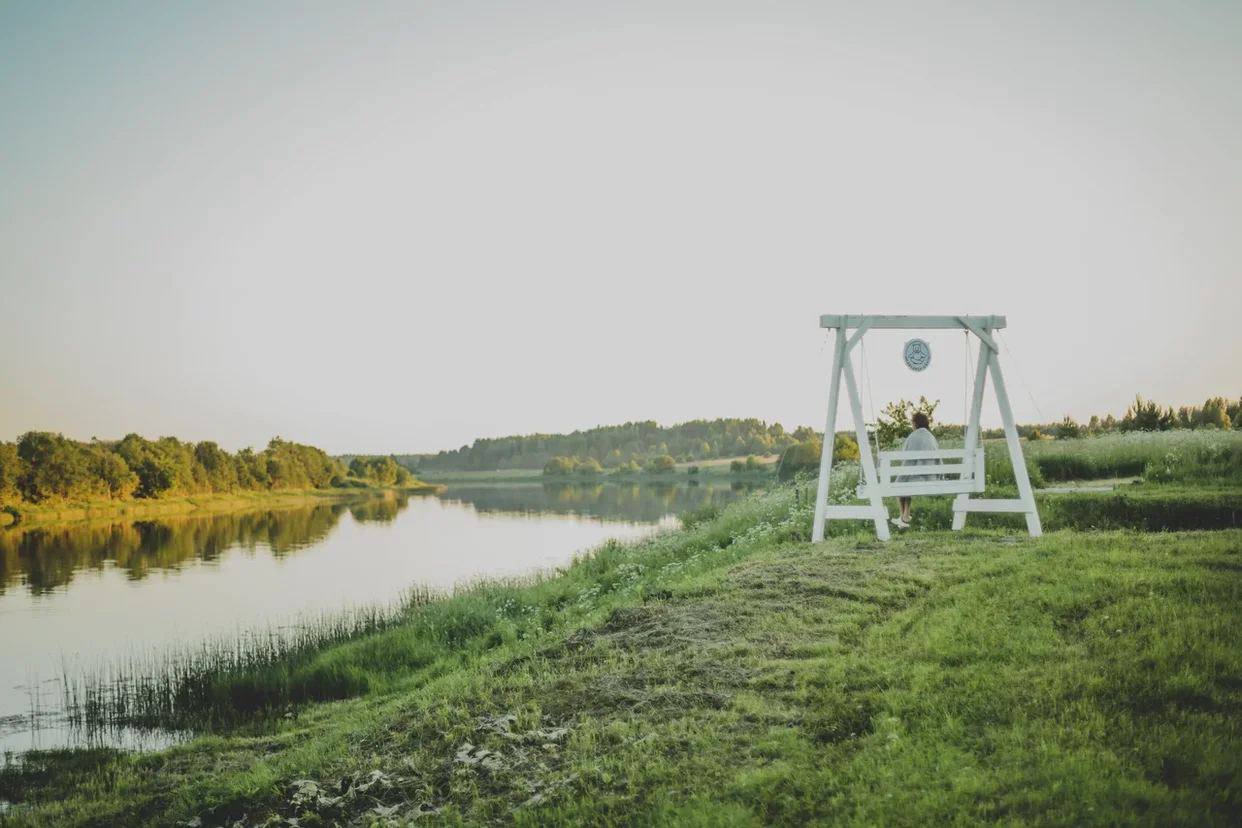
[855,446,986,500]
[812,314,1042,542]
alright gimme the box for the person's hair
[912,412,931,430]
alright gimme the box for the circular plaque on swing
[903,338,931,371]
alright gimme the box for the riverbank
[2,484,1238,825]
[0,482,444,530]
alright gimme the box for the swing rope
[857,336,883,493]
[996,329,1045,422]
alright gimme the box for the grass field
[2,480,1239,825]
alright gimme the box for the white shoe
[890,517,910,530]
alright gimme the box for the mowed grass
[3,485,1240,826]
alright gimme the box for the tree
[0,442,21,506]
[1120,395,1173,431]
[647,455,676,473]
[90,446,138,499]
[776,434,859,481]
[1199,397,1232,430]
[16,432,101,501]
[875,397,940,449]
[195,441,239,492]
[576,457,603,476]
[1055,417,1081,440]
[543,456,576,476]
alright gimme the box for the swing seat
[856,447,985,499]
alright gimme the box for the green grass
[1025,430,1242,484]
[3,485,1239,825]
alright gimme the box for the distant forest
[0,433,399,508]
[403,419,817,473]
[399,395,1242,474]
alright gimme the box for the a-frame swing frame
[811,315,1042,542]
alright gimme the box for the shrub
[543,456,577,476]
[647,455,676,473]
[776,435,859,482]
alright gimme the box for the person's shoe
[890,517,910,530]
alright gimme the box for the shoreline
[0,482,444,531]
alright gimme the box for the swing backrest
[873,447,986,496]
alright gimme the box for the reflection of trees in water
[348,493,409,524]
[0,496,409,595]
[440,481,758,524]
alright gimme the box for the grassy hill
[4,484,1239,825]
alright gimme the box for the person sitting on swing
[892,411,938,530]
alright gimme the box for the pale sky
[2,1,1239,454]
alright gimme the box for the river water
[0,480,753,755]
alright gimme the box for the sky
[2,0,1239,454]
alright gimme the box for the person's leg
[899,497,911,523]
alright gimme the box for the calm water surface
[0,480,753,754]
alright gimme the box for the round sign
[903,338,931,371]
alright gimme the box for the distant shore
[419,455,779,484]
[0,482,443,530]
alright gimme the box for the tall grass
[1026,430,1242,482]
[62,593,434,733]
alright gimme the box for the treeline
[1029,395,1242,440]
[405,419,815,473]
[870,394,1242,447]
[0,433,345,507]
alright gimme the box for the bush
[647,455,676,473]
[543,456,577,476]
[776,435,859,482]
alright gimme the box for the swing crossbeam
[811,313,1042,542]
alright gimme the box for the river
[0,480,755,755]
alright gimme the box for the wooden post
[988,348,1043,536]
[841,353,890,540]
[952,332,991,530]
[812,327,846,542]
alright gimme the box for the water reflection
[0,502,356,595]
[439,480,758,523]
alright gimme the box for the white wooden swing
[811,315,1042,542]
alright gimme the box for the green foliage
[16,432,109,502]
[408,418,795,472]
[1,432,345,505]
[1054,416,1081,439]
[0,441,19,506]
[875,396,939,448]
[348,455,408,486]
[576,457,603,477]
[543,456,577,476]
[776,435,859,481]
[647,454,676,473]
[1120,394,1175,432]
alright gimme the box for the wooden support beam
[812,327,846,543]
[819,314,1007,331]
[952,498,1035,513]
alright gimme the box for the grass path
[3,493,1240,824]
